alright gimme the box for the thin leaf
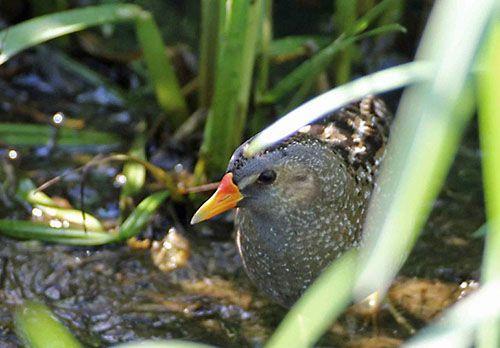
[0,4,188,127]
[354,0,495,300]
[0,4,142,65]
[347,0,399,36]
[118,190,169,240]
[0,219,116,245]
[198,0,223,108]
[283,24,405,111]
[334,0,357,84]
[261,24,406,104]
[18,178,105,232]
[476,22,500,348]
[198,0,264,175]
[246,61,432,156]
[0,123,120,147]
[135,11,188,126]
[15,301,82,348]
[121,127,147,198]
[268,36,330,60]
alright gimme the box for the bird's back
[294,95,391,184]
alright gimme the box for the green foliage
[0,123,120,147]
[477,22,500,348]
[15,301,82,348]
[198,0,264,176]
[118,190,169,240]
[0,4,187,125]
[246,61,431,156]
[354,0,493,300]
[135,11,188,125]
[198,0,223,108]
[260,0,404,104]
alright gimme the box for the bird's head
[191,137,350,224]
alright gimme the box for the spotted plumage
[194,96,392,307]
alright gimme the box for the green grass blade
[255,0,273,100]
[18,178,105,232]
[0,219,116,245]
[118,190,169,240]
[261,24,405,104]
[231,0,265,149]
[135,11,188,126]
[268,36,330,59]
[121,127,147,198]
[15,301,82,348]
[476,22,500,348]
[0,4,141,65]
[347,0,399,35]
[198,0,223,108]
[246,61,431,156]
[354,0,495,299]
[0,123,120,147]
[266,251,357,348]
[0,4,188,127]
[283,24,405,111]
[261,0,402,104]
[334,0,357,84]
[198,0,264,176]
[52,49,126,102]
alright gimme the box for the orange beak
[190,173,243,224]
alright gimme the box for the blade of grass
[269,35,330,61]
[52,48,126,102]
[121,125,147,198]
[0,123,120,147]
[265,251,357,348]
[73,153,179,198]
[198,0,264,176]
[15,301,82,348]
[245,61,432,156]
[334,0,357,84]
[255,0,272,101]
[476,22,500,348]
[231,0,265,149]
[18,178,105,232]
[0,4,141,65]
[0,4,187,127]
[198,0,223,108]
[354,0,495,299]
[260,0,402,104]
[135,11,188,126]
[118,190,169,240]
[0,219,116,245]
[283,24,405,112]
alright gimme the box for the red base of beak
[191,173,242,224]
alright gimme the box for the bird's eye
[257,170,276,185]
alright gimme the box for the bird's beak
[190,173,243,224]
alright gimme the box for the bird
[191,96,391,307]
